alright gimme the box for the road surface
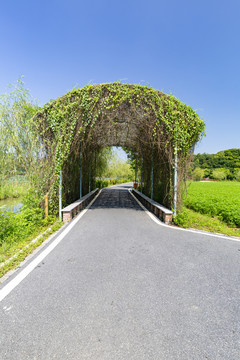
[0,184,239,359]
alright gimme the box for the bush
[204,168,212,178]
[96,178,130,189]
[211,169,227,181]
[173,208,188,227]
[192,168,204,181]
[235,170,240,182]
[96,179,109,189]
[0,190,54,247]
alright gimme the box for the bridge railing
[61,188,99,223]
[131,188,173,224]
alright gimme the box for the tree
[96,147,134,180]
[212,169,227,181]
[192,168,204,181]
[192,148,240,180]
[234,169,240,182]
[0,78,42,186]
[95,147,114,178]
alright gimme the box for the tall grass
[0,176,30,200]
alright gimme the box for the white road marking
[2,187,238,302]
[0,190,102,302]
[0,227,54,268]
[3,306,12,312]
[129,189,240,243]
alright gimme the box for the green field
[181,182,240,236]
[185,181,240,227]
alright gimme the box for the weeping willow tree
[0,79,41,187]
[33,83,205,212]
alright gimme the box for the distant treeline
[191,148,240,181]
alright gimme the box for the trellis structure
[33,83,205,215]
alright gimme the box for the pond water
[0,197,23,213]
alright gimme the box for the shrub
[96,178,130,189]
[211,169,227,181]
[174,208,188,227]
[192,168,204,181]
[235,170,240,182]
[0,190,54,247]
[204,168,212,178]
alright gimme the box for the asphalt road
[0,184,240,359]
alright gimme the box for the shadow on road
[90,188,143,210]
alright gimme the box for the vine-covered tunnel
[34,83,205,212]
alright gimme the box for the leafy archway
[34,83,205,212]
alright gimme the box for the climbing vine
[34,83,205,211]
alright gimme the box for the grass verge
[176,207,240,238]
[0,221,63,279]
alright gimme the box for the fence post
[44,194,48,218]
[141,155,143,193]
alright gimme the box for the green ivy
[34,83,205,211]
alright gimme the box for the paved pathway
[0,184,240,359]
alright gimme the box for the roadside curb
[129,188,240,243]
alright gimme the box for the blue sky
[0,0,239,154]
